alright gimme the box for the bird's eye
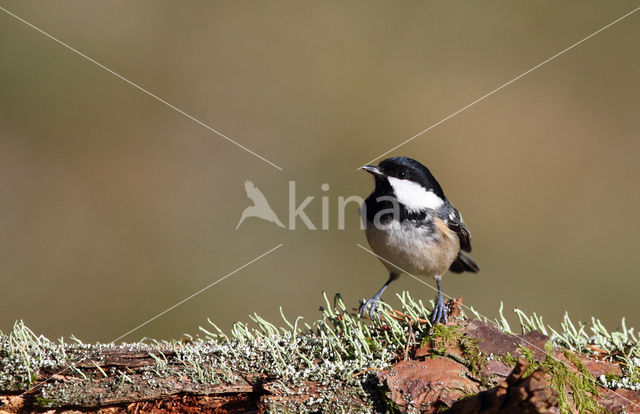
[398,169,407,179]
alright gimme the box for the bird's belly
[365,220,459,277]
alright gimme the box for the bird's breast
[365,218,459,277]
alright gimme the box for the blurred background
[1,1,638,342]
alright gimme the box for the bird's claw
[359,297,381,318]
[431,293,448,324]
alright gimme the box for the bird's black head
[362,156,445,199]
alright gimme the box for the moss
[518,345,539,377]
[458,335,488,384]
[3,294,638,411]
[549,348,604,414]
[364,337,378,353]
[420,324,488,385]
[34,396,57,408]
[424,324,462,354]
[603,372,621,382]
[500,344,605,414]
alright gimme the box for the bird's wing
[440,204,472,252]
[244,180,256,195]
[244,180,269,205]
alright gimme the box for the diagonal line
[356,242,640,409]
[0,5,283,171]
[112,243,283,343]
[19,243,283,397]
[356,243,444,297]
[358,5,640,170]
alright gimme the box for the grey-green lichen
[0,321,67,392]
[472,303,640,392]
[2,292,640,412]
[1,292,433,412]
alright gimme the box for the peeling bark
[2,320,640,413]
[447,359,558,414]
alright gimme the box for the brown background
[1,1,639,342]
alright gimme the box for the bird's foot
[359,297,381,318]
[431,293,448,324]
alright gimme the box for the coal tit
[360,156,479,324]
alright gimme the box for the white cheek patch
[387,176,444,212]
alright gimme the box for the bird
[236,180,285,229]
[359,156,479,324]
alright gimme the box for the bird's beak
[361,165,383,176]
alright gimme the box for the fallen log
[2,296,639,413]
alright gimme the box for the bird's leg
[431,277,448,324]
[360,273,398,318]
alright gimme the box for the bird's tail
[235,212,247,230]
[449,252,479,274]
[272,216,286,228]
